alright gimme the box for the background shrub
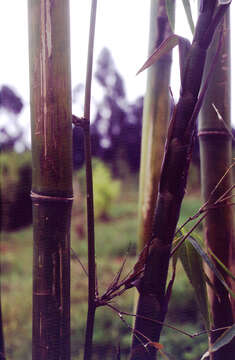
[0,151,32,231]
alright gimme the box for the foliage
[93,161,120,219]
[75,159,121,220]
[0,151,32,230]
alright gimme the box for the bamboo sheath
[131,2,231,359]
[28,1,73,359]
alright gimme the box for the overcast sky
[0,1,235,149]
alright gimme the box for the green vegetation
[1,175,208,359]
[0,151,31,188]
[0,151,32,230]
[75,160,121,221]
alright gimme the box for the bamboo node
[198,130,230,138]
[31,191,74,202]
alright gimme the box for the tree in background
[0,85,24,152]
[73,47,143,174]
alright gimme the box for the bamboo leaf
[165,0,175,32]
[208,247,235,281]
[177,237,192,280]
[188,237,235,299]
[136,35,180,75]
[177,234,210,329]
[137,34,190,79]
[185,240,211,329]
[200,324,235,360]
[181,0,195,34]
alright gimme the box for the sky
[0,1,235,150]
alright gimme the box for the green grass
[0,178,207,359]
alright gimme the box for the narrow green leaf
[200,324,235,360]
[177,231,210,329]
[208,247,235,281]
[178,240,192,281]
[181,0,195,35]
[185,240,211,329]
[189,237,235,299]
[165,0,175,32]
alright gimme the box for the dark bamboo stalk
[0,297,5,360]
[28,1,73,359]
[130,2,231,359]
[199,10,235,359]
[83,1,98,359]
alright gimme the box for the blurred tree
[0,85,24,151]
[0,86,23,114]
[90,48,142,174]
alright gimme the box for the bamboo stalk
[199,10,235,359]
[83,1,98,359]
[131,2,231,359]
[28,1,73,359]
[138,0,174,251]
[0,297,4,360]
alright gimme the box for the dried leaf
[148,342,164,350]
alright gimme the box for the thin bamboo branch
[107,304,232,340]
[83,1,98,359]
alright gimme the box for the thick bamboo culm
[28,1,73,359]
[138,0,174,251]
[199,10,235,359]
[131,2,231,359]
